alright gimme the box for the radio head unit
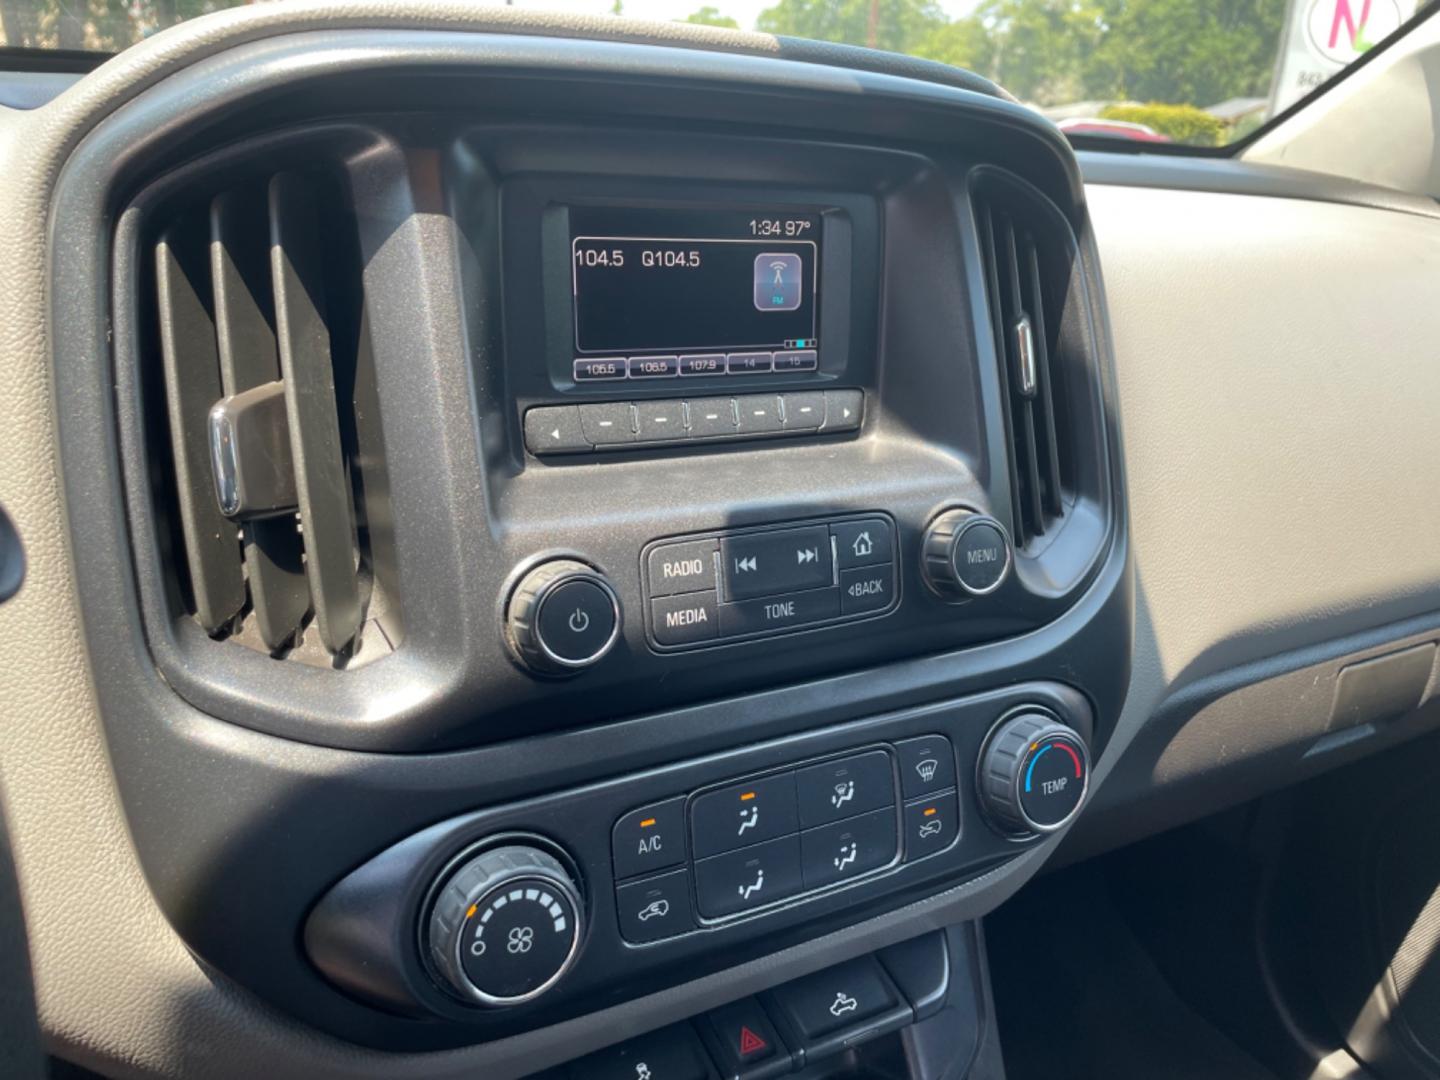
[569,206,822,382]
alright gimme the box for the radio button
[679,354,726,376]
[628,355,679,379]
[652,592,719,646]
[524,406,589,455]
[734,394,784,434]
[773,349,818,373]
[574,358,627,382]
[686,398,739,439]
[728,352,773,375]
[647,540,718,598]
[721,526,832,600]
[782,391,826,430]
[635,399,686,442]
[691,772,799,859]
[719,587,840,637]
[579,402,635,444]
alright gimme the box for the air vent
[149,171,394,665]
[974,179,1076,549]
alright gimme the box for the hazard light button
[697,996,792,1080]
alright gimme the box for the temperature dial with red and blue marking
[978,712,1090,838]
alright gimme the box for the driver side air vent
[973,179,1078,549]
[148,171,395,666]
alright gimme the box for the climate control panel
[610,738,960,944]
[305,683,1095,1033]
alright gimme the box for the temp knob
[978,713,1090,838]
[426,844,584,1007]
[921,509,1012,598]
[505,559,621,675]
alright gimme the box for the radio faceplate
[642,514,899,650]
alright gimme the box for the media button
[720,526,833,600]
[652,592,719,646]
[578,402,635,445]
[647,539,718,598]
[773,349,818,373]
[728,352,773,375]
[628,355,679,379]
[839,565,894,615]
[718,587,840,637]
[693,834,803,918]
[686,398,739,439]
[691,772,799,859]
[734,394,784,433]
[574,358,627,382]
[679,353,726,376]
[635,399,686,441]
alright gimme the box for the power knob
[978,712,1090,838]
[921,509,1012,598]
[505,559,621,675]
[426,844,584,1006]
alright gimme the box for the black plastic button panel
[610,741,953,943]
[644,514,898,651]
[525,388,862,455]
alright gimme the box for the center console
[50,25,1130,1077]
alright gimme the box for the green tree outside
[683,5,741,27]
[756,0,945,54]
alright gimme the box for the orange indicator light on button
[740,792,756,801]
[639,818,656,828]
[924,807,937,816]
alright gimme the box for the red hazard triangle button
[738,1025,768,1056]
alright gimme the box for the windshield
[0,0,1429,146]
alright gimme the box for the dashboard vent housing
[973,178,1078,549]
[148,171,393,665]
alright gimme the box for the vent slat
[977,181,1074,548]
[1002,217,1045,540]
[268,173,363,655]
[978,201,1026,544]
[1024,234,1064,518]
[155,223,246,633]
[211,192,310,651]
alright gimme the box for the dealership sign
[1269,0,1414,114]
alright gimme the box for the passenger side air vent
[973,178,1078,549]
[148,171,395,666]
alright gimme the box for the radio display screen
[569,207,820,362]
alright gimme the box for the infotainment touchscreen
[568,206,821,381]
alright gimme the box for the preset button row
[574,349,818,382]
[524,389,862,455]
